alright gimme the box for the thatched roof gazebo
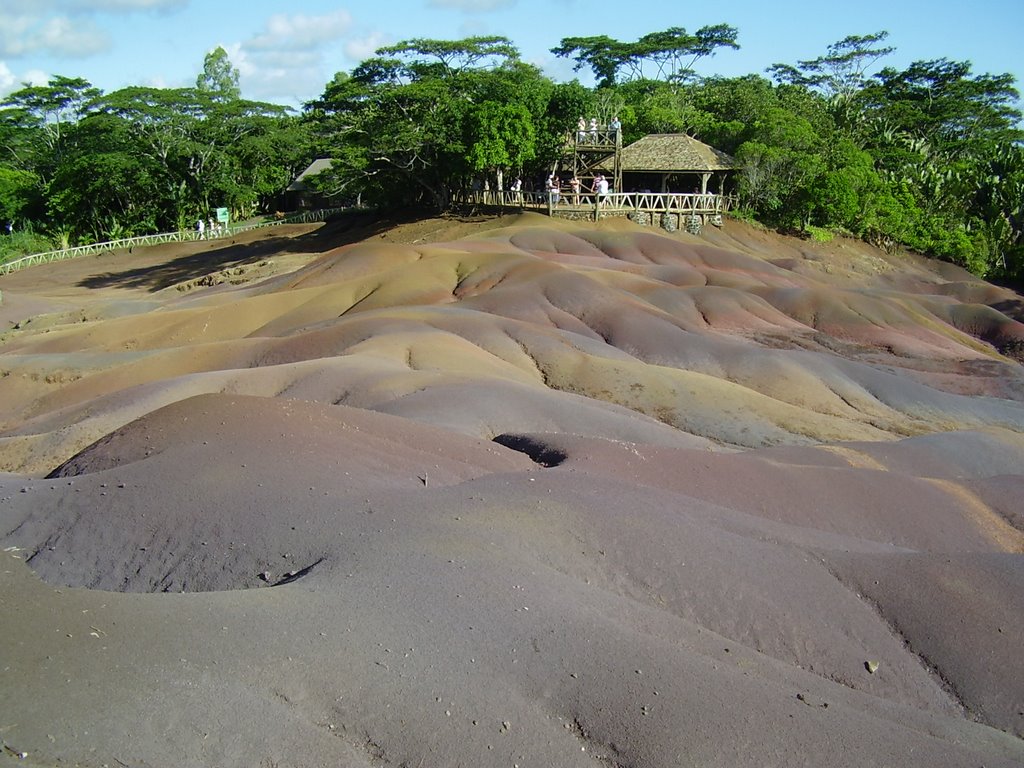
[617,134,737,194]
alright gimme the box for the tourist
[196,218,205,239]
[589,117,598,142]
[610,115,622,135]
[577,117,587,143]
[569,176,581,203]
[546,175,560,204]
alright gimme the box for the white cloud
[231,10,383,105]
[221,42,255,79]
[0,62,16,96]
[343,32,388,62]
[0,0,183,60]
[66,0,186,9]
[0,13,110,58]
[40,17,110,56]
[3,0,184,14]
[247,11,353,52]
[0,64,51,99]
[427,0,516,10]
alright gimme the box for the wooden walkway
[454,190,731,229]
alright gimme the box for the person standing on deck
[546,174,561,204]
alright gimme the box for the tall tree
[196,46,241,101]
[552,25,739,88]
[768,32,894,99]
[0,76,102,178]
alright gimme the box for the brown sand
[1,213,1023,767]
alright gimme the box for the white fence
[0,207,348,276]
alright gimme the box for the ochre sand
[1,213,1023,766]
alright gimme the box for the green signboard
[216,207,230,223]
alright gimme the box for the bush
[804,225,834,242]
[0,228,56,266]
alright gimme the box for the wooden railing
[0,207,348,276]
[454,190,731,220]
[457,190,549,209]
[571,128,620,147]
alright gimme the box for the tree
[309,37,556,210]
[552,25,739,88]
[46,112,167,239]
[863,59,1021,157]
[464,101,536,189]
[768,32,894,99]
[0,167,41,226]
[735,106,826,228]
[0,76,102,183]
[196,46,241,101]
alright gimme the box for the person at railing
[610,115,621,137]
[569,175,581,204]
[546,174,561,205]
[510,176,522,204]
[577,117,587,143]
[589,117,598,143]
[592,174,609,206]
[196,218,205,239]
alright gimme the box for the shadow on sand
[75,210,411,293]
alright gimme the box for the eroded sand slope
[1,214,1022,767]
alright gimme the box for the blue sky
[2,0,1022,110]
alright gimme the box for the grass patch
[726,208,767,229]
[1,230,56,267]
[804,225,835,243]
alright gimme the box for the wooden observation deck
[566,125,622,197]
[454,131,737,233]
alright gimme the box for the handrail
[0,207,348,276]
[453,190,729,214]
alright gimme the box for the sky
[1,0,1022,110]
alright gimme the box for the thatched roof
[619,134,737,173]
[287,158,334,191]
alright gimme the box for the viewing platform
[453,130,738,233]
[452,189,733,232]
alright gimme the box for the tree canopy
[0,50,313,244]
[552,25,739,87]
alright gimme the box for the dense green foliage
[0,49,315,259]
[0,33,1021,279]
[305,36,567,210]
